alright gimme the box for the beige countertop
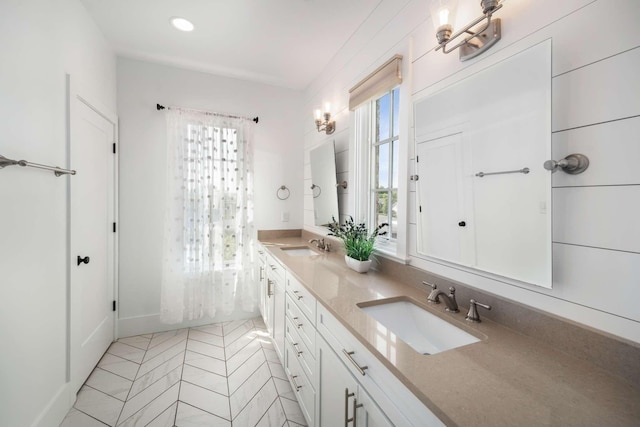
[260,237,640,427]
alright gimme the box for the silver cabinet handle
[293,342,303,357]
[353,398,363,426]
[293,316,303,329]
[267,279,274,297]
[342,350,368,376]
[291,375,302,391]
[344,388,355,427]
[270,264,277,271]
[259,266,264,281]
[293,290,303,300]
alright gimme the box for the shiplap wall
[302,0,640,343]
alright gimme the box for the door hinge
[112,300,116,311]
[113,143,116,154]
[113,222,116,233]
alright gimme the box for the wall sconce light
[314,103,335,135]
[431,0,503,62]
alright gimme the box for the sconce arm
[436,4,502,54]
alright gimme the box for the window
[183,123,242,271]
[349,54,404,257]
[370,87,400,240]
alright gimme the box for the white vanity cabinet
[261,246,444,427]
[317,335,392,427]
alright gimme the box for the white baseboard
[31,382,75,427]
[118,310,260,338]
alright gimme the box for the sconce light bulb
[438,8,450,26]
[324,102,331,114]
[314,109,322,121]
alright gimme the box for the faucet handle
[466,299,492,323]
[448,286,457,302]
[422,281,437,290]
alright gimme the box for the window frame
[354,86,407,260]
[370,87,400,242]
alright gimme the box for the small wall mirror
[413,41,552,288]
[310,141,339,226]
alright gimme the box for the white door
[69,87,117,393]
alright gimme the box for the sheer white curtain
[161,108,256,324]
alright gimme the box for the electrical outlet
[281,211,290,222]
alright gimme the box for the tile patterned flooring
[60,317,307,427]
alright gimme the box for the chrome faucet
[309,238,330,252]
[422,281,459,312]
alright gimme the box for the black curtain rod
[156,104,259,124]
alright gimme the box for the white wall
[302,0,640,343]
[117,58,304,336]
[0,1,116,426]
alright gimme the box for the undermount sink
[358,298,480,355]
[281,246,320,257]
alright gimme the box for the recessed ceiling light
[170,17,194,32]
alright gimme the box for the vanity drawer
[286,295,315,351]
[266,253,285,282]
[286,273,316,324]
[284,337,315,427]
[286,316,315,384]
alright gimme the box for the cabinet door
[354,387,393,427]
[317,336,358,427]
[273,276,286,362]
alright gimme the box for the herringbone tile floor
[59,317,306,426]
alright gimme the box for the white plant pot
[345,255,372,273]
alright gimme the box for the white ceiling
[80,0,384,90]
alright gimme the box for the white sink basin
[281,246,319,257]
[358,299,480,355]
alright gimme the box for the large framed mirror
[414,40,552,288]
[310,141,339,226]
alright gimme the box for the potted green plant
[327,216,388,273]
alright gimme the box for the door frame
[66,74,119,391]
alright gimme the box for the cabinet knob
[458,221,466,227]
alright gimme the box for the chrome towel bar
[475,167,529,178]
[0,154,76,177]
